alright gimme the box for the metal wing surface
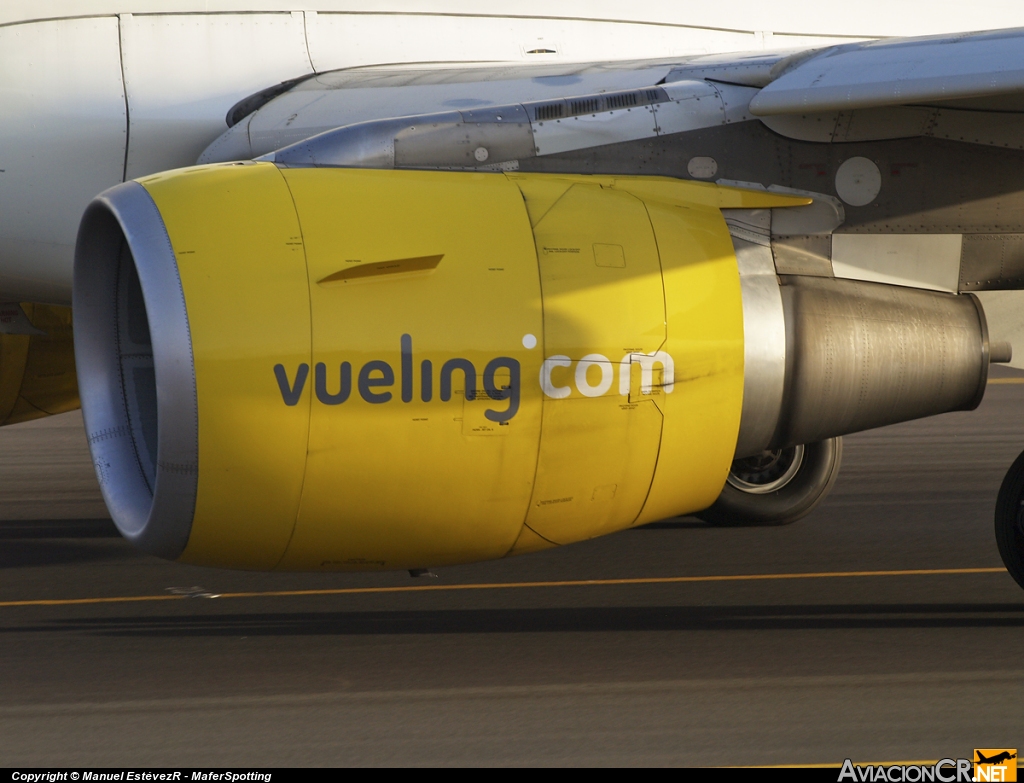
[749,27,1024,115]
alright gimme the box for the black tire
[697,438,843,527]
[994,448,1024,591]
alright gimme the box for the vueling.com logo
[273,333,675,423]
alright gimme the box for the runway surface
[3,374,1024,766]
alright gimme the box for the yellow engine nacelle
[74,163,803,570]
[0,304,79,427]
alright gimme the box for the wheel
[697,438,843,526]
[994,449,1024,590]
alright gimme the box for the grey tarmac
[2,373,1024,766]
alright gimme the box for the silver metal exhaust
[733,251,996,457]
[771,275,989,450]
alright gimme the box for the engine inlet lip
[73,181,198,559]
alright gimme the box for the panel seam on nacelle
[271,164,317,572]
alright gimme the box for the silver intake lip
[73,181,198,559]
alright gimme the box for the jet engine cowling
[74,164,769,570]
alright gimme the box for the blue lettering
[315,362,352,405]
[401,334,413,403]
[483,357,520,423]
[440,358,476,402]
[277,341,523,422]
[421,359,433,402]
[358,360,394,403]
[274,363,308,406]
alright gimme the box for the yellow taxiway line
[748,760,1024,769]
[0,566,1007,609]
[742,760,939,768]
[988,377,1024,384]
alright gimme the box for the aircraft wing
[749,27,1024,115]
[210,28,1024,166]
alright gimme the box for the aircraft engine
[0,304,79,427]
[72,164,995,570]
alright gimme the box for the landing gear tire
[994,449,1024,590]
[697,438,843,527]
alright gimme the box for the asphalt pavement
[2,374,1024,766]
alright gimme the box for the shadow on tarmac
[0,519,118,540]
[6,602,1024,637]
[0,519,124,568]
[638,518,711,529]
